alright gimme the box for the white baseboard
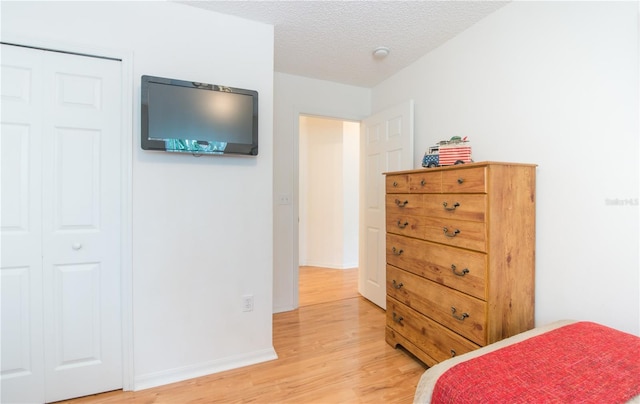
[273,303,295,313]
[133,347,278,391]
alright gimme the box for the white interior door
[1,42,47,404]
[359,101,414,308]
[1,43,123,403]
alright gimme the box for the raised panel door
[1,44,46,404]
[41,49,122,403]
[0,43,123,404]
[360,101,414,308]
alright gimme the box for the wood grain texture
[298,266,359,307]
[385,234,488,300]
[385,162,536,365]
[386,265,487,346]
[59,267,426,404]
[485,164,537,340]
[386,297,480,364]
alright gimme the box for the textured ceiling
[179,1,509,88]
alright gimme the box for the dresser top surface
[384,161,538,176]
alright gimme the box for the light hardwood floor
[59,267,426,403]
[298,266,360,306]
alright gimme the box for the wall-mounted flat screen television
[141,75,258,156]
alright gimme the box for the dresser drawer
[386,194,425,239]
[386,214,424,239]
[386,234,487,300]
[387,266,487,346]
[386,297,481,363]
[386,174,410,193]
[442,166,486,193]
[386,194,423,215]
[423,194,486,222]
[408,171,441,193]
[423,217,487,252]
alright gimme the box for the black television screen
[141,75,258,155]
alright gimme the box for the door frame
[292,106,365,308]
[2,33,134,390]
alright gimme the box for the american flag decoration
[439,143,472,166]
[422,136,473,168]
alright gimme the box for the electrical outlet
[242,295,254,312]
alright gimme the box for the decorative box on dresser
[384,162,536,367]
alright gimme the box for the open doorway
[298,115,360,306]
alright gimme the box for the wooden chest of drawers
[384,162,536,367]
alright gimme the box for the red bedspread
[432,322,640,403]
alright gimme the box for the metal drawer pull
[395,199,409,207]
[457,178,464,184]
[393,181,398,187]
[442,201,460,211]
[451,307,469,321]
[392,312,404,324]
[392,280,404,289]
[397,221,409,229]
[443,227,460,237]
[451,264,470,276]
[392,247,404,256]
[450,349,457,358]
[420,179,426,186]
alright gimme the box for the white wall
[372,1,639,335]
[2,0,276,389]
[343,121,361,267]
[299,116,344,268]
[273,73,370,312]
[298,117,311,266]
[298,116,359,269]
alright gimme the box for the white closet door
[1,43,123,403]
[41,48,123,403]
[1,43,47,404]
